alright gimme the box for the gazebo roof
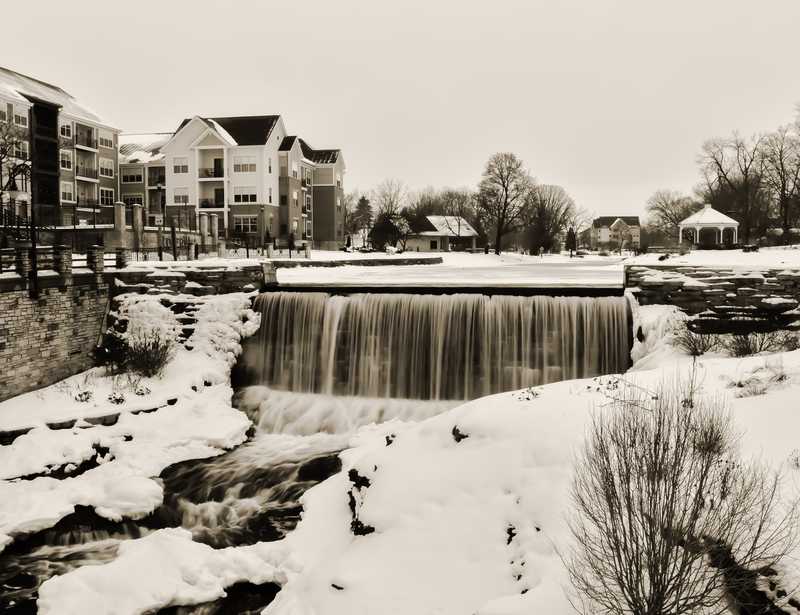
[680,204,739,226]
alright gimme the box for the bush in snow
[567,378,797,615]
[672,321,719,356]
[722,330,799,357]
[97,296,181,377]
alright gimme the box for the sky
[5,0,800,218]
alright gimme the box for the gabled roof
[279,135,340,164]
[175,115,280,146]
[415,216,478,238]
[0,65,114,128]
[680,204,739,226]
[593,216,640,228]
[119,133,172,164]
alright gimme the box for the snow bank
[0,293,259,550]
[38,528,291,615]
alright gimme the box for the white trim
[60,181,75,203]
[99,157,115,178]
[99,187,115,206]
[59,149,73,171]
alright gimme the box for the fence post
[115,247,129,269]
[14,242,31,286]
[53,244,73,284]
[87,245,105,284]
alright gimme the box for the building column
[209,213,219,254]
[695,225,701,245]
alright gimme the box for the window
[233,156,256,173]
[305,195,312,211]
[293,191,298,207]
[100,188,115,206]
[60,123,72,138]
[268,187,272,204]
[60,149,73,170]
[99,158,114,178]
[122,167,144,183]
[291,162,298,179]
[173,188,189,204]
[173,157,188,174]
[268,157,272,173]
[122,194,144,206]
[60,181,74,202]
[430,240,438,250]
[14,140,28,160]
[99,131,113,148]
[14,113,27,127]
[233,186,257,203]
[233,215,258,233]
[280,195,287,206]
[0,108,6,122]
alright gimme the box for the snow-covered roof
[0,65,115,128]
[119,133,172,164]
[680,204,739,226]
[417,216,479,238]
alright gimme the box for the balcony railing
[75,134,97,149]
[199,199,224,208]
[75,166,99,179]
[198,168,224,178]
[76,197,99,208]
[148,175,166,186]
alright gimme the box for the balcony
[198,168,224,179]
[301,178,312,188]
[75,166,99,180]
[199,199,224,208]
[75,197,99,208]
[75,133,98,149]
[147,175,166,187]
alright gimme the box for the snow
[277,252,625,288]
[629,248,800,269]
[35,297,800,614]
[38,528,291,615]
[0,293,260,549]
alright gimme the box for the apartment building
[118,134,171,226]
[0,66,120,226]
[130,114,345,247]
[586,216,641,249]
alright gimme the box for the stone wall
[624,264,800,329]
[0,245,110,402]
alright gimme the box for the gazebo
[678,204,739,246]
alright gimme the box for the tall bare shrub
[567,379,796,615]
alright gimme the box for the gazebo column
[695,225,701,245]
[718,226,724,245]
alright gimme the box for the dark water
[0,431,344,613]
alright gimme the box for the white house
[406,215,478,251]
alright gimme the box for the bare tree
[372,179,407,218]
[0,119,30,211]
[522,184,575,254]
[439,188,476,240]
[646,189,701,242]
[567,377,797,615]
[762,125,800,241]
[699,134,769,244]
[476,153,533,254]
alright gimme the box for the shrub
[672,322,719,356]
[124,328,176,377]
[566,379,796,615]
[722,330,799,357]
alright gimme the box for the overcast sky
[6,0,800,217]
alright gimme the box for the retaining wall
[624,263,800,317]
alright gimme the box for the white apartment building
[158,115,286,238]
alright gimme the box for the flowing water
[1,290,632,613]
[243,291,632,398]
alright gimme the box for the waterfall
[246,292,631,400]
